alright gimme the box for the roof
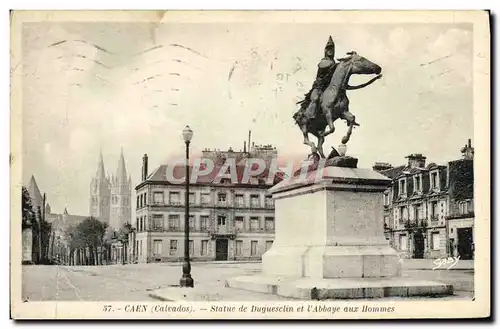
[378,165,406,179]
[379,162,446,180]
[27,175,43,209]
[140,163,284,189]
[50,213,89,230]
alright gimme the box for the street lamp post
[180,125,194,288]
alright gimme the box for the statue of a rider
[303,36,337,121]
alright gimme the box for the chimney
[142,154,148,181]
[243,141,247,153]
[461,139,474,160]
[248,130,251,153]
[405,153,426,168]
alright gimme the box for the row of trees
[22,185,133,266]
[22,186,52,264]
[64,218,133,266]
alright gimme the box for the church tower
[109,148,132,230]
[89,152,111,224]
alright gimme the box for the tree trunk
[94,246,98,266]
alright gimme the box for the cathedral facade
[89,149,132,230]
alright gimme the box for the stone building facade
[377,139,475,260]
[89,149,132,230]
[129,144,282,263]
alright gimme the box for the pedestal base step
[225,275,454,300]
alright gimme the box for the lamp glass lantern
[183,125,193,142]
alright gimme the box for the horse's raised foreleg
[340,111,356,144]
[301,125,317,153]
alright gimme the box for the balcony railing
[211,226,235,235]
[447,211,475,220]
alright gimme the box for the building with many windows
[376,139,474,259]
[129,145,282,263]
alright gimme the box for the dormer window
[383,192,390,206]
[414,175,422,193]
[399,178,406,195]
[430,171,439,190]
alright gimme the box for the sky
[20,19,473,215]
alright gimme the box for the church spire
[28,175,43,209]
[96,150,106,180]
[116,147,128,183]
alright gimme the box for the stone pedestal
[226,166,453,299]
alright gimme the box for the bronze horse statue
[294,51,382,158]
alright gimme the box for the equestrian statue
[293,36,383,159]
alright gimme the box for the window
[399,235,408,251]
[153,192,164,205]
[414,175,421,192]
[399,179,406,195]
[144,193,147,206]
[142,216,147,230]
[265,240,273,251]
[265,195,274,207]
[459,200,472,215]
[189,215,195,230]
[431,201,438,220]
[250,194,260,207]
[217,193,227,203]
[384,216,390,230]
[236,240,243,256]
[432,233,440,250]
[383,193,389,206]
[250,217,260,231]
[152,214,164,231]
[265,217,275,231]
[189,240,194,256]
[235,216,244,231]
[168,214,180,231]
[153,240,163,256]
[169,240,178,255]
[189,192,196,204]
[217,215,226,226]
[414,204,421,221]
[250,241,258,255]
[399,206,407,223]
[201,193,211,205]
[169,192,180,204]
[431,172,438,189]
[136,217,139,230]
[136,195,139,208]
[235,194,244,207]
[200,215,209,231]
[201,240,208,256]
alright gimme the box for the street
[21,260,474,301]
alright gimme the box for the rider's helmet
[324,36,335,58]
